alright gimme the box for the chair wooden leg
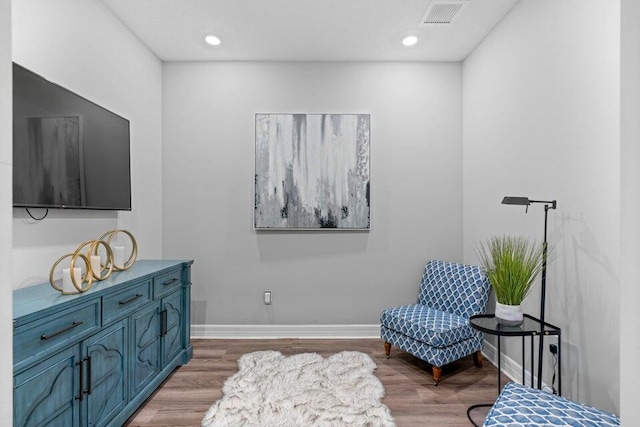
[384,342,391,359]
[473,351,483,368]
[432,366,442,386]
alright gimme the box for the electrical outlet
[264,290,272,305]
[549,343,558,354]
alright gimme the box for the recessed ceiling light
[205,35,222,46]
[402,35,418,47]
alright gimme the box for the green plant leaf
[475,236,546,305]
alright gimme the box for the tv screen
[13,63,132,211]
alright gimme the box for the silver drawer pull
[41,321,83,340]
[119,294,143,305]
[163,278,179,287]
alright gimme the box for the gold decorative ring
[75,239,114,281]
[99,229,138,271]
[49,252,94,294]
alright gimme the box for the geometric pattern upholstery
[483,382,620,427]
[418,260,490,318]
[380,304,478,347]
[381,327,484,368]
[381,260,490,371]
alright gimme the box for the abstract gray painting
[255,114,370,229]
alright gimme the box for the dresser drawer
[153,269,183,299]
[103,280,152,323]
[14,299,100,364]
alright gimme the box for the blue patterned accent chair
[380,260,490,385]
[483,382,620,426]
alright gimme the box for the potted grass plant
[475,236,545,326]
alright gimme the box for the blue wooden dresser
[13,259,193,427]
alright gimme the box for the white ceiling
[101,0,519,62]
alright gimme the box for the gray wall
[0,0,13,420]
[620,0,640,422]
[162,61,463,325]
[463,0,620,413]
[11,0,163,288]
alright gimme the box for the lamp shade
[502,196,530,206]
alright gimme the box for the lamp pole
[502,197,556,390]
[535,201,552,389]
[529,199,556,329]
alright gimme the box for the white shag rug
[201,350,396,427]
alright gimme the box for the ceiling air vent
[420,0,471,25]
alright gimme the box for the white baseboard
[482,340,552,391]
[191,324,381,339]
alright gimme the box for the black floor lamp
[501,196,557,389]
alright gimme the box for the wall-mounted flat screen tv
[13,63,131,211]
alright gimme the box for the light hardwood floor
[125,339,505,426]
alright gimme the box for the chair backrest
[417,260,490,318]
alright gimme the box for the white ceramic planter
[495,302,524,326]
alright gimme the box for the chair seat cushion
[380,304,477,348]
[483,382,620,426]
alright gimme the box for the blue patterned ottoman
[483,382,620,427]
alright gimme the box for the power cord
[552,355,558,394]
[25,207,49,221]
[550,343,558,395]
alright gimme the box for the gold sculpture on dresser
[48,229,138,295]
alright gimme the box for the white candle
[90,255,101,278]
[113,246,125,269]
[62,267,82,293]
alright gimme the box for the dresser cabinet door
[131,302,161,396]
[83,319,127,427]
[14,345,81,427]
[161,290,184,366]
